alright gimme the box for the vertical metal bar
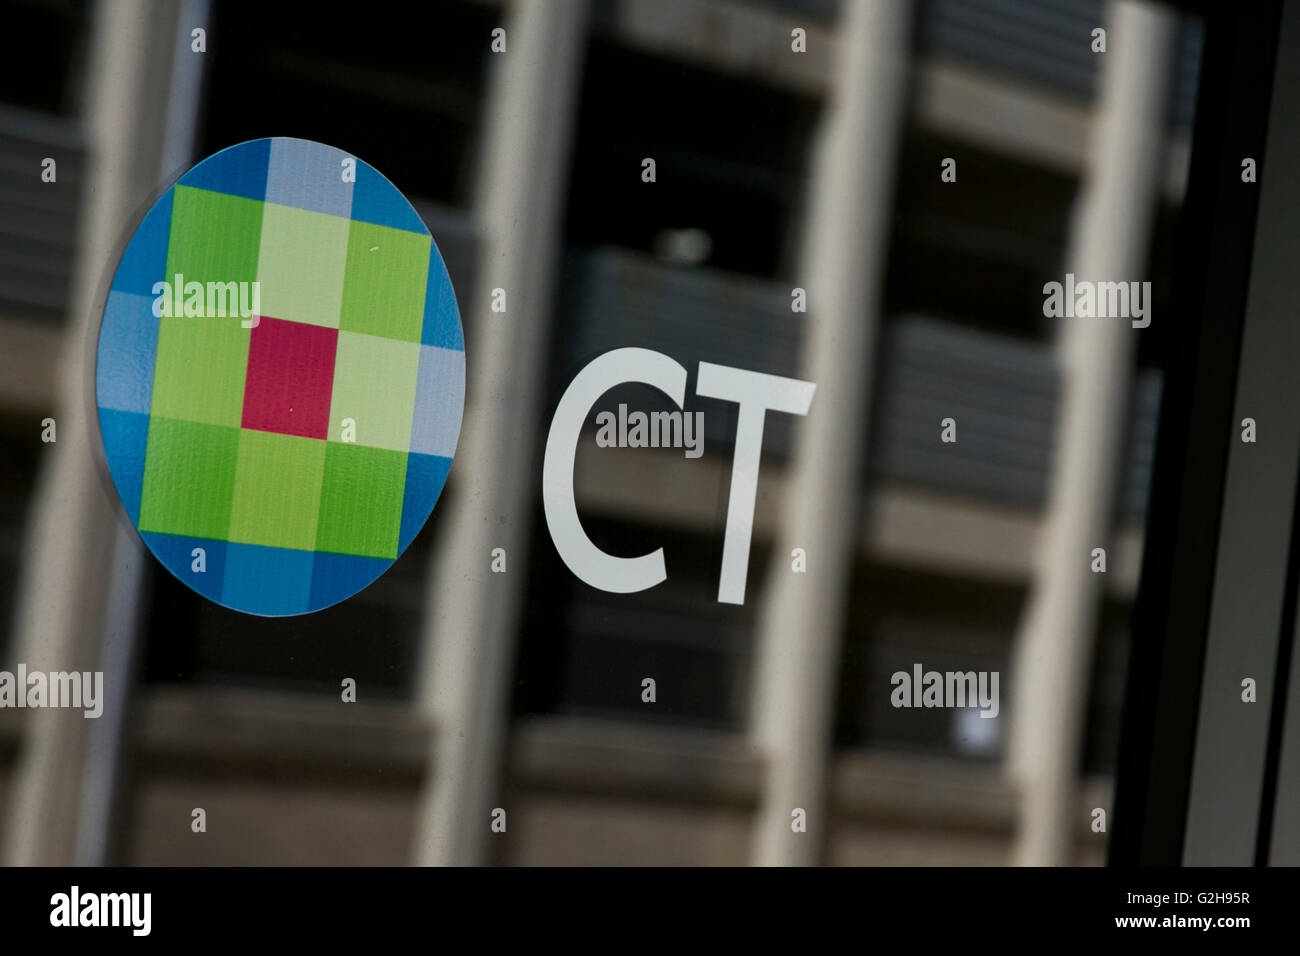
[73,0,210,867]
[412,0,589,867]
[2,0,181,866]
[749,0,911,867]
[1009,0,1174,867]
[73,528,147,866]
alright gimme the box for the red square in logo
[241,316,337,440]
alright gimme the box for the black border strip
[1109,0,1283,866]
[1252,3,1300,865]
[1257,417,1300,863]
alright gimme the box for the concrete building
[0,0,1205,865]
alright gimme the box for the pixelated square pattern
[94,137,464,616]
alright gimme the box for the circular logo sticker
[95,137,464,616]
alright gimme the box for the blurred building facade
[0,0,1202,864]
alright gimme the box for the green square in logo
[339,220,429,343]
[138,416,240,540]
[227,428,328,552]
[315,441,407,559]
[165,185,263,293]
[150,313,251,428]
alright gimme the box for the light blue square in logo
[265,138,354,220]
